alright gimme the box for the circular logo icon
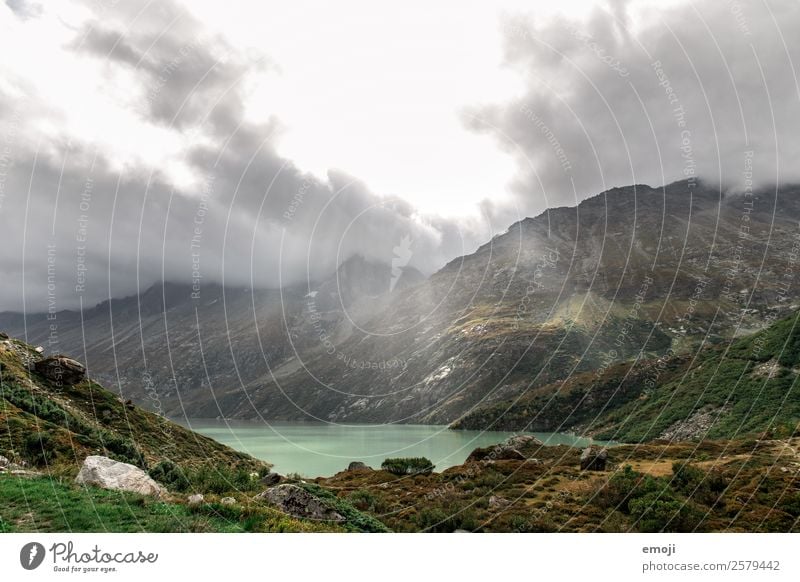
[20,542,46,570]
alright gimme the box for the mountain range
[3,179,800,435]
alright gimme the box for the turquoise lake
[179,419,604,477]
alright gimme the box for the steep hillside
[454,310,800,442]
[0,333,263,471]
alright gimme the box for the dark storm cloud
[469,0,800,225]
[0,0,483,311]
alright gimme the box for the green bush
[149,459,191,491]
[595,465,666,513]
[381,457,434,476]
[671,462,728,506]
[186,465,258,494]
[415,502,477,532]
[629,491,704,532]
[348,489,377,512]
[25,431,54,466]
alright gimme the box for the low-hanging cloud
[468,0,800,226]
[0,0,490,311]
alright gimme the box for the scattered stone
[580,446,608,471]
[489,495,511,510]
[34,346,44,354]
[220,497,236,505]
[466,446,526,463]
[255,484,344,522]
[34,356,86,385]
[347,461,370,471]
[260,472,282,486]
[75,456,166,497]
[188,494,205,506]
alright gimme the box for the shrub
[149,459,191,492]
[25,431,54,466]
[671,462,728,506]
[415,502,477,532]
[101,434,147,469]
[381,457,434,476]
[595,465,666,513]
[629,491,704,532]
[348,489,377,512]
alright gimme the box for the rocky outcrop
[75,456,166,497]
[347,461,370,471]
[466,435,543,463]
[260,472,282,486]
[34,356,86,385]
[255,484,344,522]
[580,446,608,471]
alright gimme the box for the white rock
[188,493,205,505]
[75,456,166,498]
[0,455,9,468]
[220,497,236,505]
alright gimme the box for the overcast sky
[0,0,798,311]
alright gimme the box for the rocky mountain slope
[221,179,800,423]
[453,308,800,442]
[3,179,800,426]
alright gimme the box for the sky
[0,0,798,310]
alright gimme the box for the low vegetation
[381,457,434,476]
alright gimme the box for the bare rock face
[76,456,166,497]
[34,356,86,385]
[255,484,344,522]
[580,446,608,471]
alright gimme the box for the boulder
[466,446,526,463]
[34,356,86,385]
[255,484,344,522]
[347,461,370,471]
[220,497,237,505]
[580,446,608,471]
[260,472,282,486]
[75,456,166,497]
[502,435,543,449]
[187,494,205,506]
[488,495,511,510]
[0,455,8,468]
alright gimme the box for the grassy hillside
[453,310,800,442]
[0,334,263,473]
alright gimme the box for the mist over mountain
[5,179,800,427]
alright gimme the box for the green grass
[0,474,339,533]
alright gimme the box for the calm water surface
[179,419,605,477]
